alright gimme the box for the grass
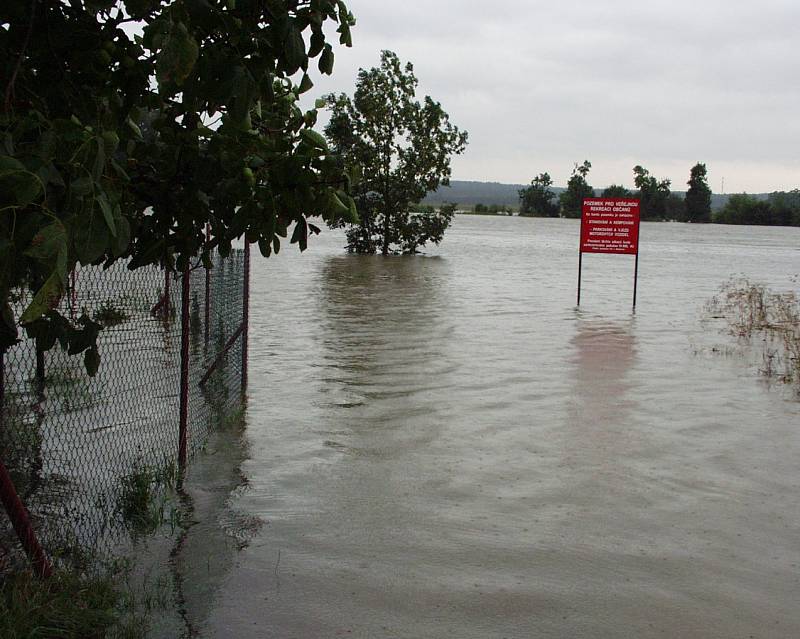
[0,399,43,497]
[93,301,130,327]
[0,558,179,639]
[706,277,800,390]
[116,459,177,536]
[0,568,133,639]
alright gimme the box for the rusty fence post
[178,265,191,470]
[0,351,4,437]
[0,460,53,578]
[1,353,52,578]
[241,242,250,394]
[35,344,45,401]
[204,236,211,349]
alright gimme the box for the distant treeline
[424,165,800,226]
[713,192,800,226]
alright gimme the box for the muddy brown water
[186,216,800,638]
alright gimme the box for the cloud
[308,0,800,192]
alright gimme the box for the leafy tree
[714,194,772,225]
[324,51,468,254]
[559,161,593,218]
[600,184,632,199]
[685,162,712,223]
[519,172,559,217]
[766,190,800,226]
[1,0,356,369]
[633,165,671,220]
[664,193,688,222]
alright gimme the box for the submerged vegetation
[706,278,800,390]
[93,302,130,328]
[117,460,178,536]
[0,566,164,639]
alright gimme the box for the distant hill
[424,180,768,211]
[423,181,539,208]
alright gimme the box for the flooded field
[186,216,800,638]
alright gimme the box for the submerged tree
[519,172,559,217]
[1,0,356,368]
[600,184,632,199]
[633,165,671,220]
[324,50,468,254]
[559,160,594,218]
[685,162,712,223]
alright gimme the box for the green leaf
[298,73,314,94]
[126,117,143,140]
[71,176,94,197]
[300,129,328,151]
[257,237,272,258]
[84,345,101,377]
[93,135,106,181]
[290,216,308,251]
[20,271,63,324]
[24,221,67,262]
[74,213,110,264]
[318,44,334,75]
[0,301,18,351]
[157,22,199,87]
[284,24,306,73]
[0,156,43,207]
[315,98,326,109]
[329,190,350,217]
[96,193,117,237]
[111,216,131,257]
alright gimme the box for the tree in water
[559,161,594,218]
[519,173,559,217]
[633,165,671,220]
[1,0,356,367]
[685,162,712,223]
[324,51,468,254]
[601,184,632,198]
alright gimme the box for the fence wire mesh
[1,249,246,570]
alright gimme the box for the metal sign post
[576,198,641,308]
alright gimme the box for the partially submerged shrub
[706,277,800,389]
[93,301,130,327]
[0,569,121,639]
[116,460,175,536]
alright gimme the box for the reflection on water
[199,217,800,639]
[570,316,638,425]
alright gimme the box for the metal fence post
[0,351,4,436]
[164,268,171,321]
[178,265,191,470]
[242,242,250,394]
[204,224,211,348]
[0,459,53,579]
[35,345,45,401]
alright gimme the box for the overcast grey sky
[306,0,799,193]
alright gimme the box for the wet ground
[183,217,800,638]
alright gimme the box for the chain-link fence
[0,247,249,572]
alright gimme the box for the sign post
[577,198,641,308]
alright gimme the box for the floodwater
[188,216,800,638]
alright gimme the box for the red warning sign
[580,199,640,255]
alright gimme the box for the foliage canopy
[684,162,712,223]
[1,0,356,368]
[324,50,468,254]
[559,160,593,219]
[519,172,558,217]
[633,165,671,221]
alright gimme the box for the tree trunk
[381,207,390,255]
